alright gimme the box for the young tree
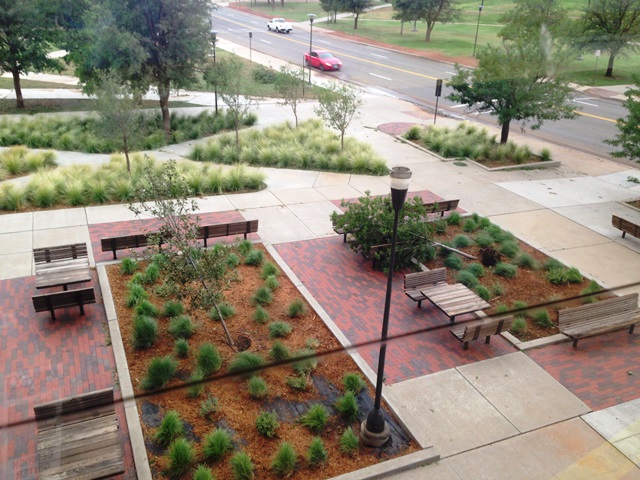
[320,0,341,23]
[392,0,423,35]
[274,66,305,127]
[93,72,146,174]
[578,0,640,78]
[499,0,570,41]
[205,56,258,145]
[415,0,461,42]
[340,0,373,30]
[0,0,63,108]
[447,41,577,144]
[314,83,362,150]
[606,76,640,161]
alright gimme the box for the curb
[329,447,440,480]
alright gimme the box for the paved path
[1,40,640,480]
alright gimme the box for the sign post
[593,49,600,85]
[434,79,443,124]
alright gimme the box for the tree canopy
[314,83,362,150]
[606,76,640,161]
[340,0,373,30]
[447,41,578,144]
[499,0,571,41]
[392,0,460,41]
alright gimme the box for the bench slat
[612,214,640,239]
[451,316,514,349]
[34,244,88,265]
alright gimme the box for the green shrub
[496,303,509,314]
[168,314,196,339]
[466,263,485,278]
[256,411,279,438]
[128,272,145,286]
[546,267,568,285]
[566,267,583,283]
[580,280,601,303]
[444,253,463,270]
[498,241,520,259]
[252,286,273,305]
[405,125,422,140]
[209,302,236,321]
[463,219,478,232]
[253,305,270,324]
[167,438,194,477]
[494,262,517,278]
[197,343,222,375]
[203,428,233,462]
[540,147,552,161]
[339,427,359,456]
[248,376,268,399]
[155,410,184,446]
[132,315,158,349]
[474,231,494,248]
[199,395,219,420]
[300,404,329,433]
[515,253,537,269]
[475,285,491,301]
[270,340,290,361]
[143,263,160,284]
[491,283,504,297]
[543,258,564,271]
[230,451,255,480]
[174,338,189,358]
[456,270,479,288]
[134,299,160,317]
[305,338,321,349]
[120,257,138,275]
[264,274,280,290]
[453,234,472,248]
[193,464,215,480]
[244,250,264,266]
[269,321,292,339]
[510,316,527,334]
[335,391,359,422]
[292,348,317,375]
[343,372,366,394]
[286,374,309,391]
[142,356,177,390]
[271,442,297,478]
[261,261,280,279]
[237,240,253,256]
[307,437,328,467]
[446,211,461,225]
[125,284,148,307]
[227,253,240,269]
[187,369,206,398]
[533,310,553,328]
[287,298,306,318]
[228,352,264,375]
[512,300,528,311]
[163,301,184,318]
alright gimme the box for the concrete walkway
[1,39,640,480]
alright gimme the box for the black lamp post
[307,13,316,84]
[473,0,485,57]
[210,29,218,114]
[361,166,412,447]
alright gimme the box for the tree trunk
[605,53,616,78]
[158,81,171,136]
[123,135,131,174]
[400,21,404,35]
[340,131,345,151]
[354,13,359,30]
[500,121,510,144]
[11,69,24,109]
[425,22,434,42]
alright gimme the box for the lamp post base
[360,419,390,447]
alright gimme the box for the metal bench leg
[622,231,626,238]
[485,336,491,344]
[629,324,635,334]
[463,341,469,350]
[417,300,422,309]
[572,338,579,348]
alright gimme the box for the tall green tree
[0,0,63,108]
[314,83,362,150]
[499,0,570,41]
[415,0,460,42]
[320,0,341,23]
[579,0,640,78]
[606,76,640,161]
[447,41,577,144]
[340,0,373,30]
[274,66,305,127]
[392,0,423,35]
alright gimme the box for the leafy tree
[314,83,362,150]
[578,0,640,78]
[415,0,461,42]
[274,66,305,127]
[340,0,373,30]
[0,0,64,108]
[392,0,423,35]
[205,56,258,145]
[330,193,434,271]
[93,71,147,174]
[447,41,577,144]
[320,0,341,23]
[606,75,640,161]
[499,0,570,41]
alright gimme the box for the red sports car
[304,50,342,71]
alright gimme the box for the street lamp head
[210,30,218,42]
[308,13,316,24]
[389,166,411,212]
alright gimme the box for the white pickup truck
[267,18,293,34]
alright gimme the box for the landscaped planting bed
[107,242,416,479]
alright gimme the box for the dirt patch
[107,243,417,479]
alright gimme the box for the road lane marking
[370,73,391,81]
[576,111,617,123]
[260,39,271,44]
[371,53,388,59]
[317,39,332,45]
[450,104,467,109]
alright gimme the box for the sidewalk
[1,40,640,480]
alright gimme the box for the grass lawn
[0,78,78,90]
[0,99,200,115]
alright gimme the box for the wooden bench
[101,219,259,259]
[404,268,447,308]
[558,293,639,347]
[612,214,640,240]
[451,316,514,350]
[34,243,91,290]
[34,388,125,480]
[33,287,96,321]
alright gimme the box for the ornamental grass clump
[142,263,160,284]
[343,372,366,394]
[252,286,273,306]
[120,257,138,275]
[228,352,264,376]
[287,298,306,318]
[453,234,472,248]
[197,343,222,375]
[292,348,317,375]
[187,369,206,398]
[163,301,184,318]
[132,315,158,349]
[515,253,538,269]
[155,410,184,446]
[168,315,196,339]
[446,211,461,225]
[456,270,479,289]
[203,428,233,462]
[135,299,160,318]
[264,274,280,290]
[498,241,520,259]
[307,437,328,467]
[167,438,194,477]
[174,338,189,358]
[193,465,215,480]
[199,395,219,420]
[261,261,280,279]
[209,302,236,321]
[511,316,527,334]
[270,340,290,361]
[299,404,329,433]
[247,376,268,399]
[463,219,478,233]
[494,262,518,278]
[142,356,177,390]
[444,253,464,270]
[256,411,279,438]
[339,427,359,456]
[474,230,494,248]
[271,442,297,478]
[227,253,240,269]
[231,451,255,480]
[466,263,485,278]
[475,285,491,301]
[335,391,359,422]
[269,321,292,339]
[533,310,553,328]
[253,305,270,324]
[126,283,148,308]
[244,249,264,266]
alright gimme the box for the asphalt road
[212,7,625,160]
